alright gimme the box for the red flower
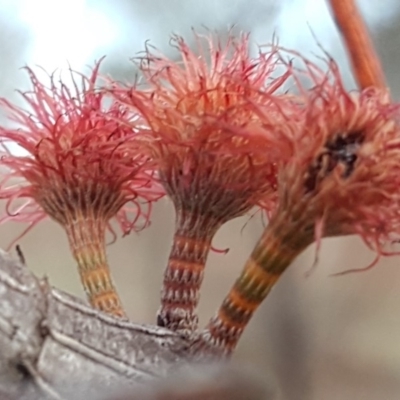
[112,33,297,334]
[0,60,164,317]
[278,52,400,259]
[197,51,400,355]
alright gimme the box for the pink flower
[197,51,400,355]
[112,32,297,333]
[0,60,164,317]
[277,51,400,260]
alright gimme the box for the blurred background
[1,0,400,398]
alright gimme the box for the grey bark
[0,249,275,400]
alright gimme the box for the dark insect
[304,131,364,192]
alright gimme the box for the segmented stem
[36,184,126,318]
[157,209,220,334]
[328,0,386,90]
[200,213,313,354]
[65,217,126,317]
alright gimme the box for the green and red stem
[198,212,313,355]
[157,209,220,334]
[64,215,126,317]
[39,186,126,318]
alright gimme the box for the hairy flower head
[274,51,400,257]
[113,33,297,224]
[0,60,163,244]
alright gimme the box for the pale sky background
[1,0,399,89]
[1,1,400,399]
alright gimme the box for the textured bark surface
[0,249,275,400]
[0,249,190,399]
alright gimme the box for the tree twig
[327,0,387,90]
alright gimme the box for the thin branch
[327,0,387,90]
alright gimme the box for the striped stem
[157,209,220,334]
[65,216,126,318]
[328,0,386,90]
[201,214,313,354]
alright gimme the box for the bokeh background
[1,0,400,398]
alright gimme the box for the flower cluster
[1,30,400,357]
